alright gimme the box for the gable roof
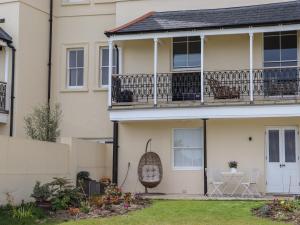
[0,27,12,43]
[106,1,300,37]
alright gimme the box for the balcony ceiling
[106,1,300,36]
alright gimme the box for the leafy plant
[80,201,90,214]
[228,161,238,168]
[24,103,62,142]
[12,203,34,220]
[49,177,83,210]
[31,181,52,203]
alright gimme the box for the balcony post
[108,40,113,107]
[153,38,158,106]
[4,46,9,111]
[249,32,254,102]
[201,35,205,103]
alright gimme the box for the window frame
[263,31,299,69]
[171,37,201,71]
[99,47,122,88]
[67,48,85,88]
[172,128,203,171]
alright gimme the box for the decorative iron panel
[253,67,300,97]
[0,82,6,111]
[112,74,154,103]
[204,70,250,100]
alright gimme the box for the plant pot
[230,168,237,173]
[36,200,52,211]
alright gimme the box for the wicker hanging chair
[138,139,163,192]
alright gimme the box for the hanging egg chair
[138,139,163,192]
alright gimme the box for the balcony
[0,81,7,112]
[111,67,300,108]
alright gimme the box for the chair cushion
[142,165,160,182]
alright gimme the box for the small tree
[24,103,62,142]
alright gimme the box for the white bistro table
[221,171,245,196]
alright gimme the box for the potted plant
[228,161,238,173]
[31,181,52,210]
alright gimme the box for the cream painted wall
[51,4,116,138]
[0,135,111,204]
[119,120,204,194]
[119,118,300,195]
[121,33,264,74]
[13,2,50,137]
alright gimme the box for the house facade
[1,0,300,195]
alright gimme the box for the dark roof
[0,27,12,43]
[106,1,300,36]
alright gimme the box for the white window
[99,47,118,87]
[67,48,84,88]
[62,0,89,4]
[173,128,203,170]
[172,37,201,69]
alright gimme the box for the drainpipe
[47,0,53,104]
[203,119,208,195]
[8,43,15,137]
[112,121,119,184]
[114,44,119,74]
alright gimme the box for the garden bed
[252,199,300,224]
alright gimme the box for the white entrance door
[266,127,299,194]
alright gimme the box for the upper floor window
[173,128,203,170]
[67,48,84,88]
[173,37,201,69]
[99,47,118,87]
[264,31,298,68]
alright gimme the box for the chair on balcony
[112,76,134,103]
[138,139,163,193]
[207,78,240,99]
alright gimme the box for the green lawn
[55,200,288,225]
[0,200,290,225]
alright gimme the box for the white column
[249,32,254,102]
[108,40,113,107]
[201,35,205,103]
[153,38,158,106]
[4,47,10,111]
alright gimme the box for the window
[264,31,297,68]
[173,128,203,170]
[263,31,298,96]
[99,47,118,87]
[67,48,84,88]
[173,37,201,69]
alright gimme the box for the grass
[0,200,290,225]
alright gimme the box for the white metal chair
[241,169,261,197]
[206,168,224,197]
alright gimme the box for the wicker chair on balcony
[138,139,163,193]
[207,78,240,99]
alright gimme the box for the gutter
[47,0,53,104]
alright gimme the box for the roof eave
[106,20,300,38]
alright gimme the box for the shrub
[31,181,52,203]
[228,161,238,168]
[24,103,62,142]
[49,177,84,210]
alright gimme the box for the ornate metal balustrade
[204,69,250,101]
[253,67,300,97]
[112,74,154,104]
[0,82,6,111]
[111,67,300,106]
